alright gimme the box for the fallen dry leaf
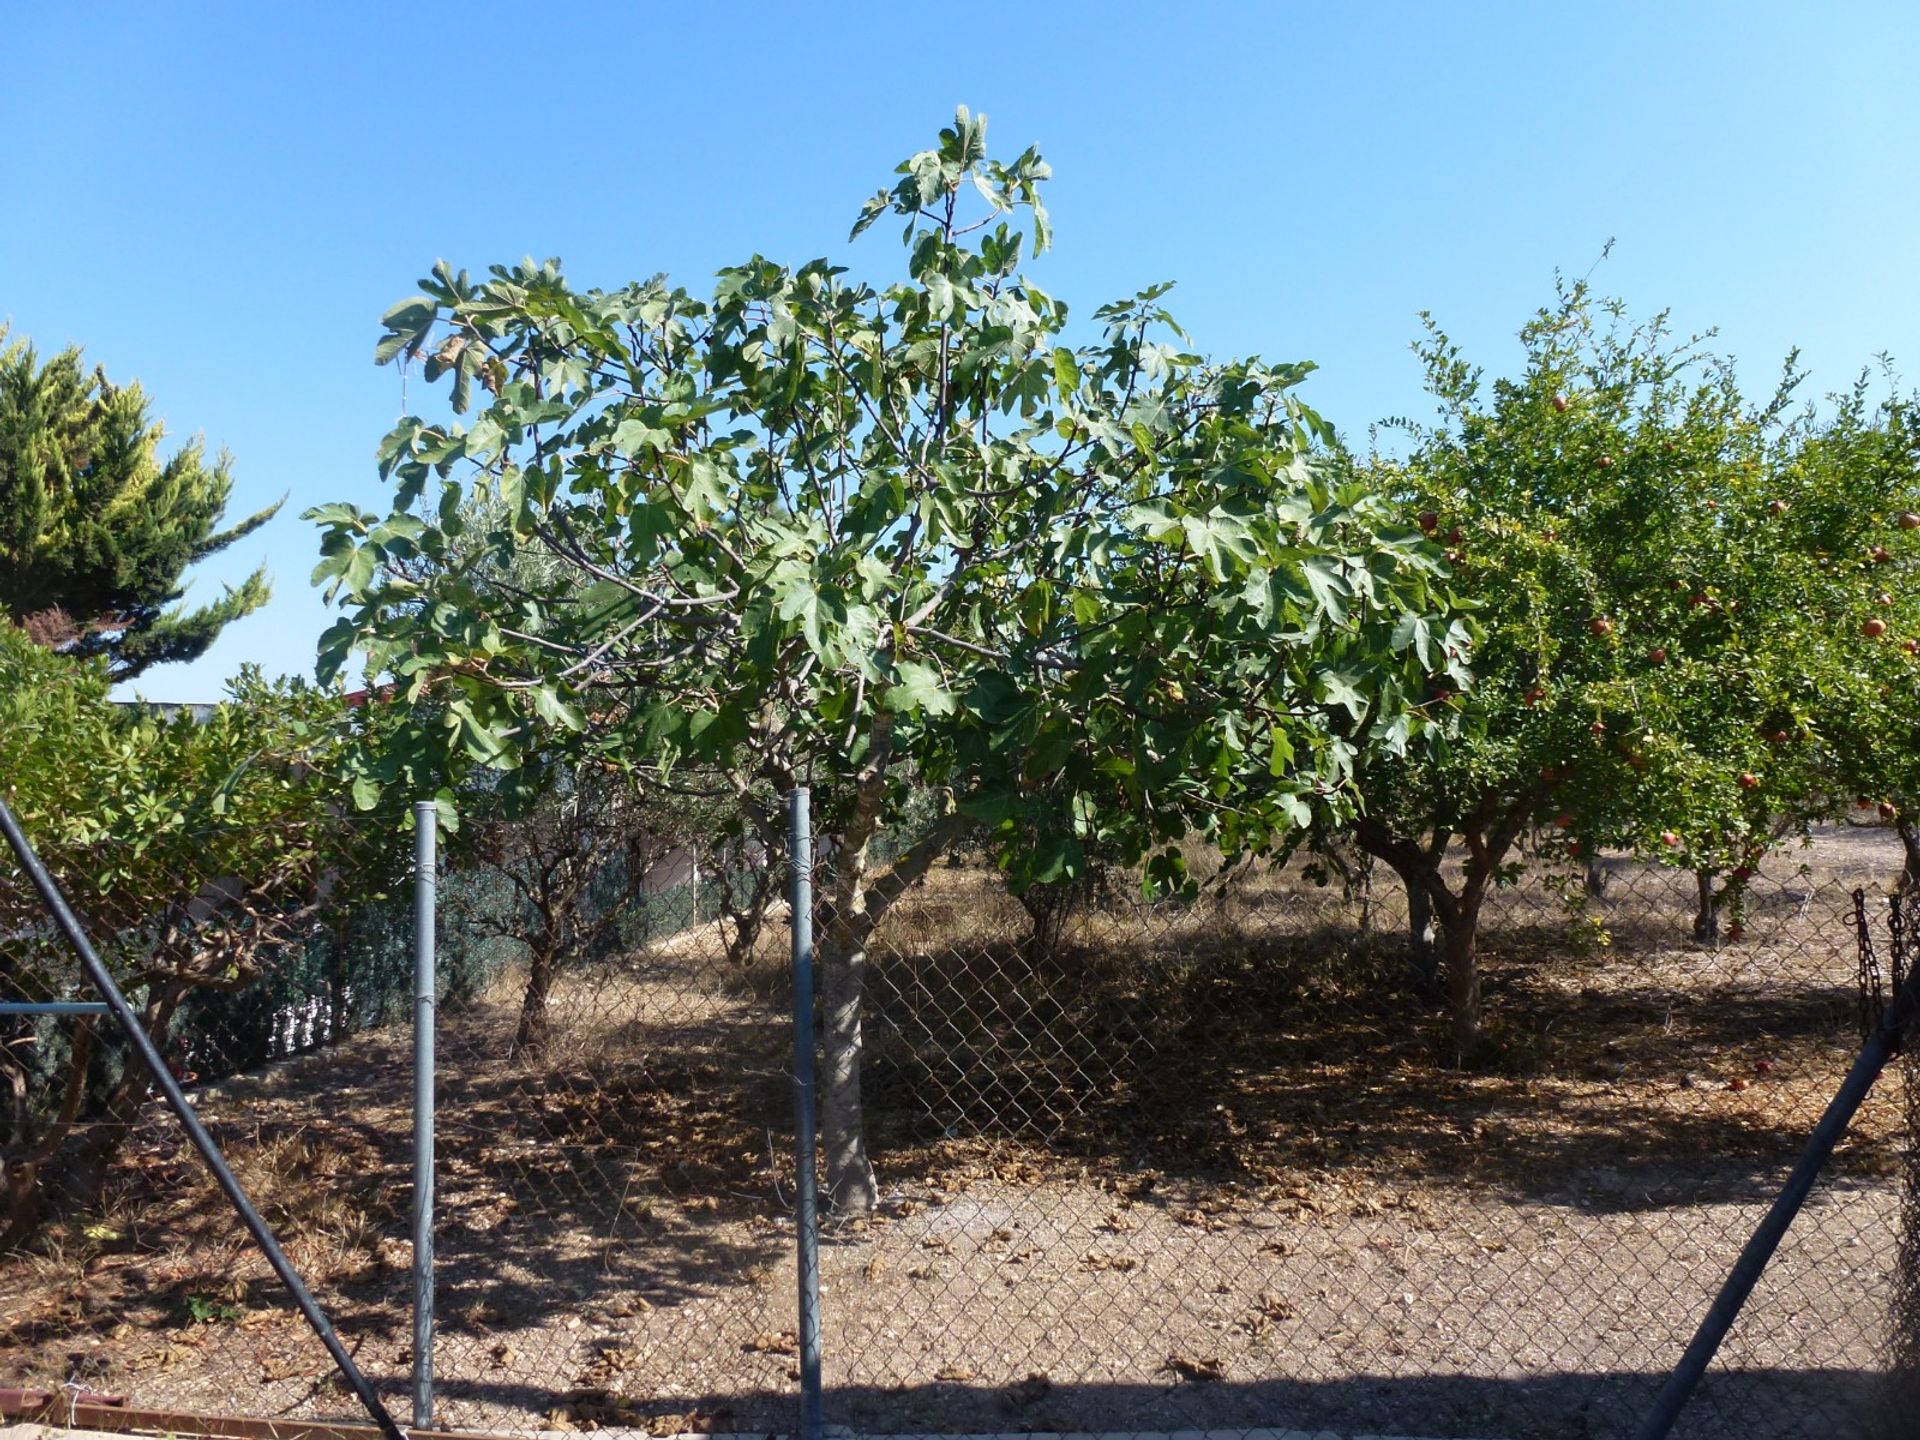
[1166,1351,1227,1382]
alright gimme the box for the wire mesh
[416,843,797,1435]
[0,809,798,1435]
[0,809,418,1424]
[3,801,1914,1439]
[825,823,1912,1440]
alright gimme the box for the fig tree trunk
[819,920,879,1214]
[810,805,961,1216]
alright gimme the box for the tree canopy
[1785,382,1920,880]
[0,327,278,679]
[309,107,1471,1208]
[1346,283,1919,1054]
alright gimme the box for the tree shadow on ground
[860,908,1895,1214]
[0,946,799,1400]
[395,1366,1902,1440]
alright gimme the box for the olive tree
[309,110,1463,1211]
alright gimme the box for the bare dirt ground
[2,826,1911,1440]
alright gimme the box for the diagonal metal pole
[0,794,406,1440]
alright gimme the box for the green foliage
[0,620,416,1002]
[310,108,1465,890]
[1778,383,1920,851]
[1347,279,1919,1045]
[181,1294,245,1325]
[0,327,280,679]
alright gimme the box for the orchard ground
[0,825,1907,1440]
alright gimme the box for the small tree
[1345,283,1883,1054]
[465,761,688,1059]
[310,110,1462,1211]
[708,809,783,968]
[0,622,409,1243]
[0,328,279,679]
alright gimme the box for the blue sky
[4,2,1916,702]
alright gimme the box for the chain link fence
[2,803,801,1436]
[0,806,417,1425]
[4,802,1915,1439]
[833,826,1911,1440]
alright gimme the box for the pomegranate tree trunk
[1402,872,1441,1001]
[1693,869,1721,943]
[1584,851,1609,897]
[1442,900,1484,1059]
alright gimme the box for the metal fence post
[788,788,825,1440]
[412,801,438,1431]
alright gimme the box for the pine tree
[0,326,279,680]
